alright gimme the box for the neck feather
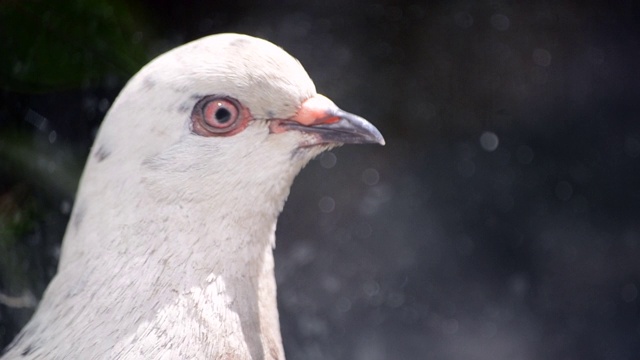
[22,157,296,359]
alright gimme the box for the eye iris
[215,106,231,124]
[192,95,247,137]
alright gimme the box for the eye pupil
[215,107,231,123]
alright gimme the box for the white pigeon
[1,33,384,359]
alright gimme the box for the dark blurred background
[1,1,639,359]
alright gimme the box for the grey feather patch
[178,102,191,113]
[71,202,86,231]
[20,344,33,356]
[142,76,156,90]
[173,85,190,94]
[94,145,111,162]
[229,38,250,48]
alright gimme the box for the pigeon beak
[270,94,385,146]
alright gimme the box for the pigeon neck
[52,162,289,358]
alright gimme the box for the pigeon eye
[191,95,249,137]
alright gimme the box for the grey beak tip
[332,108,385,146]
[370,128,386,146]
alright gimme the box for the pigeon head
[93,33,383,208]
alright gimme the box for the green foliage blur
[0,0,151,92]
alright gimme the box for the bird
[1,33,384,359]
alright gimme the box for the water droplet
[516,145,534,164]
[454,12,473,28]
[47,160,56,174]
[318,196,335,213]
[480,131,499,151]
[132,31,144,44]
[60,200,71,215]
[386,292,405,308]
[319,152,337,169]
[24,109,48,131]
[362,168,380,185]
[457,142,476,159]
[533,48,552,66]
[290,242,315,265]
[490,14,510,31]
[13,61,24,75]
[98,98,110,113]
[47,130,57,144]
[322,275,341,293]
[362,280,380,297]
[297,315,328,337]
[336,297,351,312]
[509,274,530,296]
[555,181,573,201]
